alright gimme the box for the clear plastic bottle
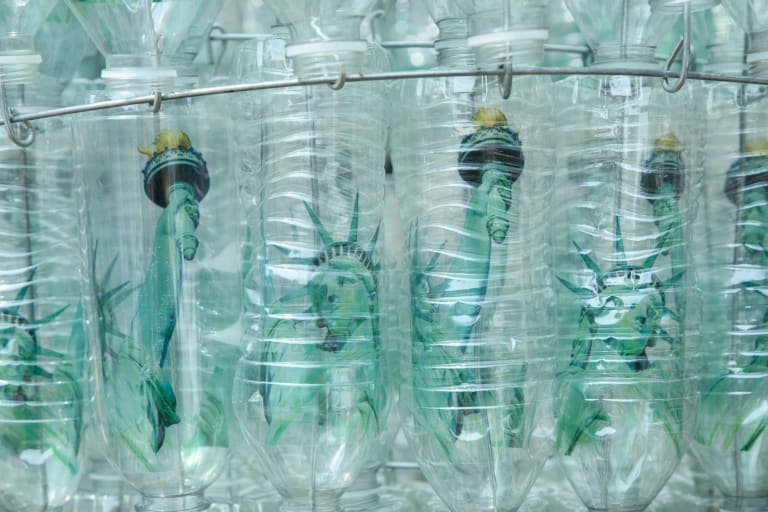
[0,90,87,512]
[74,73,241,511]
[0,2,85,510]
[66,2,243,510]
[690,1,768,510]
[552,1,705,510]
[232,2,388,511]
[393,2,556,510]
[0,0,57,85]
[339,37,409,512]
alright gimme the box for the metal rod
[543,43,591,55]
[208,31,436,49]
[3,67,768,130]
[384,461,420,470]
[381,40,434,49]
[208,32,591,54]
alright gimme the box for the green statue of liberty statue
[410,107,527,456]
[94,130,226,469]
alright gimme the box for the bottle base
[721,495,768,512]
[586,506,648,512]
[136,494,211,512]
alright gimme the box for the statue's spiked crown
[139,130,210,208]
[314,241,375,273]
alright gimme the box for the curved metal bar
[661,0,691,93]
[0,82,35,148]
[3,67,768,138]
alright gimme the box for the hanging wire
[0,20,760,149]
[0,82,35,147]
[661,0,692,93]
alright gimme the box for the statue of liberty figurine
[95,130,226,469]
[410,107,526,456]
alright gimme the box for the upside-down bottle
[689,1,768,510]
[553,0,710,510]
[232,2,388,511]
[340,33,409,512]
[0,1,88,510]
[67,2,243,511]
[393,1,556,511]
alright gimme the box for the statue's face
[587,268,662,357]
[482,164,514,244]
[311,259,372,339]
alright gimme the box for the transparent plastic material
[393,9,555,510]
[168,0,224,80]
[74,98,241,512]
[721,0,768,36]
[686,5,768,510]
[563,0,677,66]
[34,2,92,85]
[26,3,94,109]
[64,0,207,72]
[264,0,379,61]
[690,66,768,512]
[552,72,701,512]
[0,107,86,511]
[233,15,388,511]
[0,0,57,83]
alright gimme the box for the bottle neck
[287,42,366,79]
[280,494,340,512]
[0,36,41,85]
[592,44,657,69]
[703,44,748,74]
[102,66,177,98]
[467,7,548,68]
[18,74,65,108]
[435,19,475,68]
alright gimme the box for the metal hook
[498,61,513,100]
[329,71,347,91]
[661,0,691,93]
[207,23,229,71]
[150,91,163,113]
[0,82,35,148]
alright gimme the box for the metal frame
[2,3,763,147]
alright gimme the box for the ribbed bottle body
[393,72,555,512]
[234,74,387,505]
[552,74,702,512]
[0,112,86,511]
[74,98,241,504]
[690,79,768,509]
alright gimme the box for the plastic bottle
[232,2,388,510]
[393,1,556,510]
[552,1,707,510]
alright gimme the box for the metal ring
[0,82,35,147]
[329,71,347,90]
[498,62,513,100]
[662,0,691,93]
[151,91,163,113]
